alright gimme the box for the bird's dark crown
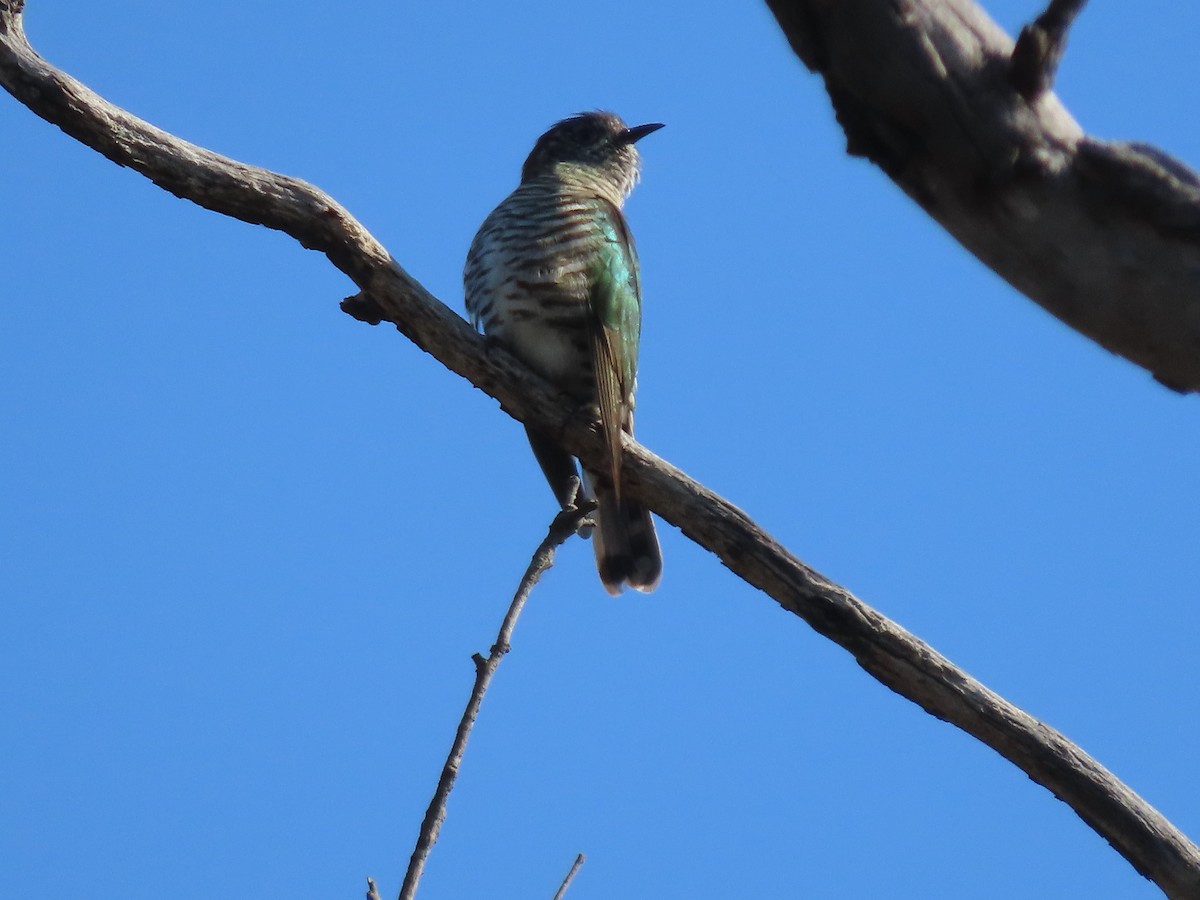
[520,111,662,184]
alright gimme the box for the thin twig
[398,484,595,900]
[1010,0,1090,99]
[551,853,586,900]
[366,877,382,900]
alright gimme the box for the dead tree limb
[3,3,1198,896]
[1009,0,1090,100]
[765,0,1200,394]
[551,853,586,900]
[399,495,594,900]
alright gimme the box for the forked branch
[765,0,1200,394]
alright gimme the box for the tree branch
[3,4,1198,896]
[1009,0,1090,100]
[551,853,586,900]
[764,0,1200,394]
[399,494,594,900]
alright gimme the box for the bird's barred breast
[465,194,602,392]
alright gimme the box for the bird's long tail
[526,426,662,594]
[588,473,662,596]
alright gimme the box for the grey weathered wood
[3,2,1199,895]
[765,0,1200,393]
[1009,0,1091,100]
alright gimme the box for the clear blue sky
[4,2,1199,898]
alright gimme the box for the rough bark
[765,0,1200,393]
[3,2,1198,896]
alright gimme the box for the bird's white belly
[502,310,585,383]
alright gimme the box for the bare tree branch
[551,853,586,900]
[764,0,1200,394]
[399,493,595,900]
[3,3,1199,896]
[366,877,382,900]
[1010,0,1090,100]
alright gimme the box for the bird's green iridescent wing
[588,199,643,496]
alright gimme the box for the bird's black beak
[620,122,665,145]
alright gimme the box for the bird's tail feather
[589,475,662,596]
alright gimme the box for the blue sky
[4,2,1199,898]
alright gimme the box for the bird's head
[521,111,664,199]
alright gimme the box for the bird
[464,111,664,595]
